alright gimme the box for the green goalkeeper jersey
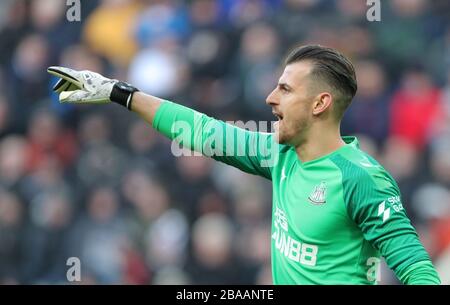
[152,101,441,285]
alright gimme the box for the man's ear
[312,92,332,116]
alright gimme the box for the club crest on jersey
[308,182,327,205]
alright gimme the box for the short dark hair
[285,45,357,118]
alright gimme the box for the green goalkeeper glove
[47,66,139,110]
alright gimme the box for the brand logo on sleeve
[377,201,390,222]
[308,182,327,205]
[378,196,404,222]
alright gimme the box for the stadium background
[0,0,449,285]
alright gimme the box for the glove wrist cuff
[110,82,139,110]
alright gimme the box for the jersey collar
[296,136,359,167]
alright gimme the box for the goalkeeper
[47,45,441,285]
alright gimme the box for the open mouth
[272,111,284,121]
[272,111,283,133]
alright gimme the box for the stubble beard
[279,116,311,147]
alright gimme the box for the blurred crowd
[0,0,449,285]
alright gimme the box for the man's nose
[266,88,278,106]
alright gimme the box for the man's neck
[294,125,345,163]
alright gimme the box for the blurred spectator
[412,184,450,226]
[212,162,271,207]
[235,223,271,283]
[121,238,151,284]
[20,110,74,203]
[134,0,189,48]
[20,154,71,205]
[189,0,223,30]
[26,108,78,172]
[0,136,28,190]
[187,213,243,284]
[334,0,368,22]
[0,1,28,69]
[426,26,450,82]
[185,0,234,86]
[121,169,181,282]
[338,25,375,59]
[75,113,127,188]
[70,186,128,284]
[21,191,73,283]
[412,182,450,272]
[429,139,450,186]
[373,0,438,77]
[389,67,443,150]
[342,60,390,147]
[232,192,268,226]
[144,209,189,271]
[78,112,112,146]
[234,22,281,120]
[30,0,67,31]
[226,0,276,30]
[9,34,51,130]
[196,188,228,217]
[83,0,142,67]
[171,154,215,221]
[122,169,170,226]
[273,0,323,46]
[30,0,83,59]
[127,119,175,177]
[59,44,105,73]
[0,190,24,284]
[381,137,421,212]
[303,25,340,51]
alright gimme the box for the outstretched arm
[47,66,277,180]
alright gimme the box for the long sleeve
[342,163,441,284]
[152,100,278,180]
[398,260,441,285]
[332,153,441,285]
